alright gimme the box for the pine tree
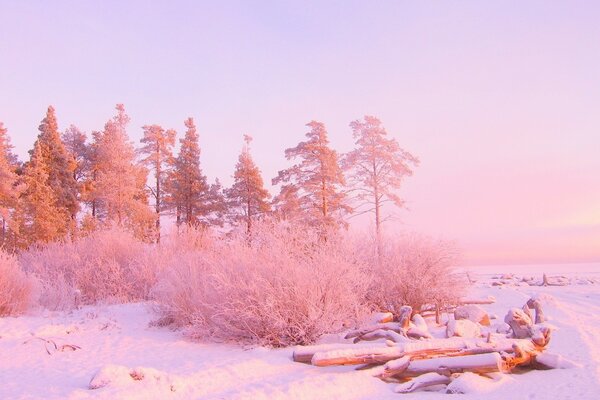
[272,121,351,229]
[93,104,154,237]
[62,124,89,183]
[34,106,79,221]
[343,116,418,240]
[0,123,21,246]
[81,130,102,218]
[225,135,270,233]
[165,118,224,227]
[17,142,69,245]
[139,124,176,241]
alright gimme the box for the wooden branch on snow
[292,342,385,364]
[458,296,496,305]
[398,306,412,330]
[394,372,452,393]
[307,337,540,367]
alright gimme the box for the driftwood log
[292,298,572,394]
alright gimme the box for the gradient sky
[1,1,599,265]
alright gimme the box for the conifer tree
[0,123,21,246]
[139,124,176,241]
[81,130,102,218]
[225,135,270,233]
[166,118,224,227]
[17,142,69,245]
[34,106,79,221]
[93,104,154,237]
[272,121,351,229]
[62,124,89,183]
[343,116,418,240]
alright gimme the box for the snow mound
[445,372,511,394]
[89,365,180,392]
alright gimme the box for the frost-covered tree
[93,104,154,238]
[343,116,418,240]
[0,123,21,246]
[139,125,176,241]
[165,118,224,227]
[272,121,351,229]
[16,142,69,245]
[225,135,270,233]
[80,130,102,218]
[34,106,79,221]
[62,125,89,184]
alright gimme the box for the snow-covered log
[292,342,384,364]
[403,352,508,377]
[345,322,402,339]
[308,337,539,367]
[394,372,451,393]
[526,298,546,324]
[504,308,533,339]
[458,296,496,305]
[398,306,412,329]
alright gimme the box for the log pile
[293,298,574,394]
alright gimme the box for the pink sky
[1,1,599,265]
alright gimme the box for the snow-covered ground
[1,263,600,399]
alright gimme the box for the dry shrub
[20,227,159,309]
[0,249,33,316]
[154,221,370,346]
[367,234,464,316]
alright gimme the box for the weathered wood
[459,296,496,305]
[292,342,383,364]
[398,306,412,330]
[353,329,408,344]
[527,298,546,324]
[505,308,533,339]
[310,337,539,367]
[394,372,451,393]
[345,322,402,339]
[402,352,507,378]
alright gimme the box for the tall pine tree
[93,104,154,238]
[225,135,270,233]
[273,121,351,229]
[34,106,79,222]
[17,142,69,245]
[139,124,176,241]
[0,122,21,246]
[165,118,224,227]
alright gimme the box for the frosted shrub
[154,221,370,346]
[367,234,464,316]
[20,227,157,309]
[0,249,33,316]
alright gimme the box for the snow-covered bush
[154,221,370,346]
[366,234,464,316]
[20,227,159,309]
[0,249,33,316]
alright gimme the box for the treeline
[0,104,418,249]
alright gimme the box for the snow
[2,263,600,399]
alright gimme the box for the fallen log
[292,342,385,364]
[353,329,408,344]
[345,322,402,340]
[394,372,451,393]
[309,337,540,367]
[398,352,508,378]
[459,296,496,305]
[398,306,412,329]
